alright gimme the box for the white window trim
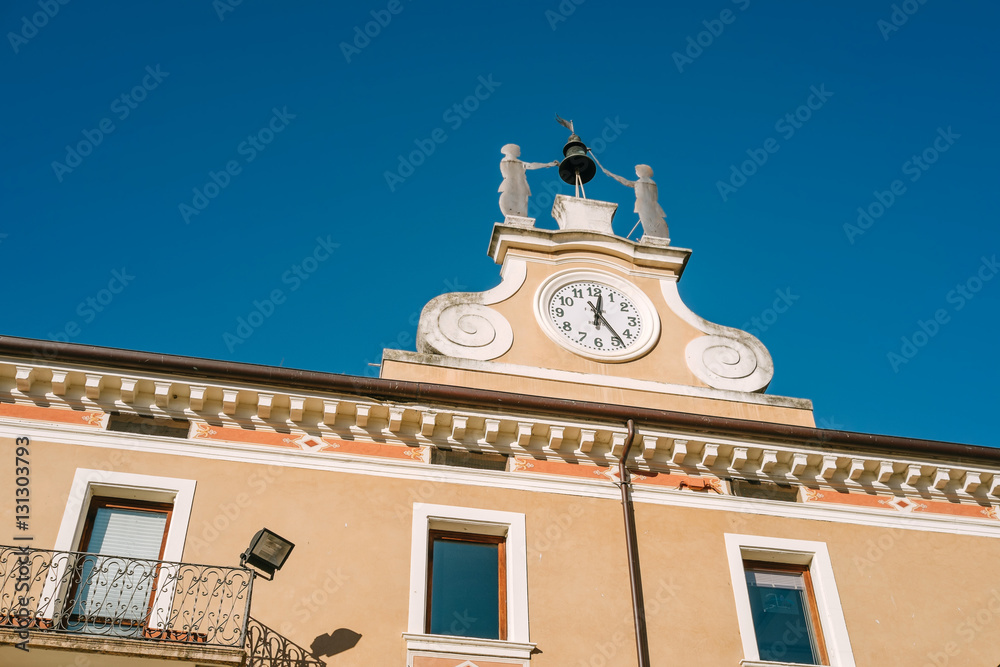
[407,503,530,646]
[41,468,197,624]
[724,533,856,667]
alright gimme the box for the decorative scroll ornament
[661,280,774,393]
[416,260,526,361]
[685,335,771,393]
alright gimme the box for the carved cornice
[1,358,998,506]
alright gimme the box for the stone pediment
[396,197,795,424]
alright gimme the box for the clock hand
[587,301,624,345]
[593,293,603,328]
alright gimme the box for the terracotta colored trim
[2,335,996,463]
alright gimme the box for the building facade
[2,195,999,666]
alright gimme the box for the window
[725,534,856,667]
[405,503,533,661]
[41,469,196,624]
[743,561,827,664]
[426,530,506,639]
[68,497,173,634]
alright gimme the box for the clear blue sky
[3,1,998,447]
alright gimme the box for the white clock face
[548,281,644,354]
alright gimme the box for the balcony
[0,545,253,665]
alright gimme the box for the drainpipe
[619,419,651,667]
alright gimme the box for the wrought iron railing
[246,618,326,667]
[0,545,253,648]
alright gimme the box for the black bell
[558,134,596,185]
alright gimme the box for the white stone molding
[154,382,172,409]
[289,397,306,422]
[758,450,778,474]
[120,378,139,403]
[670,440,688,465]
[452,416,468,441]
[725,534,856,666]
[355,404,371,428]
[85,374,104,400]
[790,453,809,476]
[51,370,70,395]
[415,260,525,361]
[963,472,981,494]
[730,447,748,471]
[222,389,238,415]
[701,443,719,467]
[661,280,774,393]
[516,422,533,448]
[407,503,529,644]
[421,412,437,437]
[15,366,35,393]
[821,456,839,480]
[189,386,207,411]
[323,400,340,425]
[389,407,405,433]
[2,357,999,513]
[547,426,564,451]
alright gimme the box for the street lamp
[241,528,295,579]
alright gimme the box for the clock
[534,270,660,362]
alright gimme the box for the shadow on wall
[311,628,363,658]
[247,618,360,666]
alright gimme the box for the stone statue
[595,156,669,240]
[498,144,558,218]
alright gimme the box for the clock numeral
[594,338,603,348]
[571,288,584,298]
[627,316,637,326]
[562,321,572,331]
[620,302,630,312]
[559,296,575,306]
[623,329,632,339]
[608,292,616,302]
[577,332,587,342]
[554,307,564,317]
[586,286,602,296]
[612,337,623,347]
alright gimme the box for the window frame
[42,469,197,624]
[742,559,829,665]
[425,529,507,640]
[724,533,856,667]
[65,496,175,631]
[407,503,529,646]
